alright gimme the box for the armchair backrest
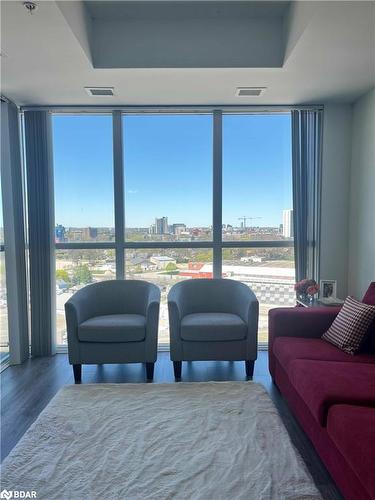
[69,279,154,317]
[172,278,249,316]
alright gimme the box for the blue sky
[53,113,292,228]
[223,114,292,227]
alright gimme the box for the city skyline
[53,114,292,228]
[54,206,294,233]
[55,206,293,242]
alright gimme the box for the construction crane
[238,216,262,229]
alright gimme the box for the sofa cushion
[273,337,375,375]
[289,359,375,426]
[322,296,375,354]
[181,313,247,342]
[78,314,146,342]
[327,405,375,500]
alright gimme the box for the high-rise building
[282,209,294,238]
[82,227,98,240]
[55,224,66,243]
[172,223,186,235]
[71,229,83,241]
[155,217,169,234]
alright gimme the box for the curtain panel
[0,100,29,364]
[24,111,56,357]
[292,109,323,282]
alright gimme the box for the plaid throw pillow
[322,296,375,354]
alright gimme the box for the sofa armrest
[268,306,341,379]
[269,306,341,344]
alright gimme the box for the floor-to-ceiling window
[222,114,294,341]
[52,110,294,347]
[123,114,213,343]
[53,115,115,345]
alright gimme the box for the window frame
[52,108,296,350]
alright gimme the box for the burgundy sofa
[269,283,375,500]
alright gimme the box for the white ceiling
[1,0,374,106]
[82,1,288,68]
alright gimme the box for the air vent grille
[85,87,114,97]
[236,87,266,97]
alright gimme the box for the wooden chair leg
[245,360,254,378]
[146,362,154,381]
[173,361,182,380]
[73,364,82,384]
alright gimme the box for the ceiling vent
[85,87,115,97]
[236,87,266,97]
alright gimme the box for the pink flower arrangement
[294,279,319,296]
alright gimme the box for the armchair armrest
[65,299,87,364]
[167,284,184,319]
[65,285,101,364]
[144,284,160,362]
[65,286,95,327]
[65,297,88,327]
[167,284,185,360]
[145,284,161,314]
[232,286,258,323]
[231,285,259,359]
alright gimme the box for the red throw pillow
[322,296,375,355]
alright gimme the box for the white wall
[320,104,352,298]
[348,88,375,299]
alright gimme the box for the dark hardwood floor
[1,351,342,499]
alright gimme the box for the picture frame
[320,280,337,299]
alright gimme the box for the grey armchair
[65,280,160,383]
[168,279,258,379]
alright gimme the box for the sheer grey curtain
[24,111,56,357]
[291,109,323,282]
[1,99,29,364]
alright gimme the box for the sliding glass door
[52,111,294,347]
